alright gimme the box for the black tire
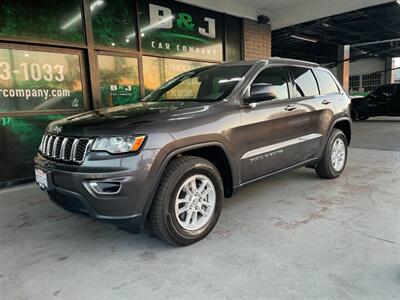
[350,108,359,121]
[358,115,369,121]
[315,129,348,179]
[148,156,223,246]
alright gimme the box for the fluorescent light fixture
[125,15,175,39]
[290,34,318,43]
[61,0,104,30]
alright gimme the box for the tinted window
[142,57,212,95]
[0,48,84,113]
[252,67,289,100]
[225,15,242,62]
[143,64,251,102]
[97,55,140,107]
[291,67,319,97]
[139,1,224,61]
[91,0,137,49]
[372,85,395,98]
[314,69,340,94]
[0,0,83,43]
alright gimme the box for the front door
[238,66,315,183]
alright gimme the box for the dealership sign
[140,0,223,60]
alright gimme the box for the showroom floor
[0,118,399,299]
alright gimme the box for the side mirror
[248,83,277,103]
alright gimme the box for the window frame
[313,69,341,96]
[242,64,291,104]
[95,50,143,109]
[0,42,90,117]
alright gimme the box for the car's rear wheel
[315,129,348,179]
[148,156,223,246]
[358,115,369,121]
[351,108,359,121]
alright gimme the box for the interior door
[238,66,313,183]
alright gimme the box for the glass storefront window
[225,16,242,62]
[0,48,84,113]
[139,0,224,61]
[142,56,213,94]
[91,0,137,49]
[0,114,66,184]
[98,55,140,107]
[0,0,83,44]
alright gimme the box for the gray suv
[34,58,352,246]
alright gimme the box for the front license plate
[35,168,48,190]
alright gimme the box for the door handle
[284,104,297,111]
[322,100,331,105]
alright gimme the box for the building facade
[0,0,271,186]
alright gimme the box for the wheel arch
[142,142,235,219]
[332,118,352,145]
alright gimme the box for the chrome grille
[39,134,93,164]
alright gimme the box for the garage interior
[0,1,399,299]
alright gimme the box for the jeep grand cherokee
[34,58,352,246]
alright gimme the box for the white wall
[330,58,386,77]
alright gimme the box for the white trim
[241,133,322,160]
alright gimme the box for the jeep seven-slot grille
[39,134,93,164]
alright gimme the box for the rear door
[239,66,313,183]
[287,67,329,161]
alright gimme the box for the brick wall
[242,19,271,60]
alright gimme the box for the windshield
[142,64,252,102]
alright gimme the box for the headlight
[92,135,146,154]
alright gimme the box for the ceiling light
[290,34,318,43]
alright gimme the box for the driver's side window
[372,85,395,99]
[252,67,289,100]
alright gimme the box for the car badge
[52,125,62,135]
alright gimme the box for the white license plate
[35,168,48,189]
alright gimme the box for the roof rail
[267,57,320,67]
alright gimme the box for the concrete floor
[0,118,399,299]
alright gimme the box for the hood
[47,101,214,136]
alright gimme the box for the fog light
[89,181,122,195]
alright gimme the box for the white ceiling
[178,0,393,29]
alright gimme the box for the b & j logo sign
[140,0,223,60]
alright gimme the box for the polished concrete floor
[0,118,399,299]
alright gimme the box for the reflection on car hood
[47,101,214,136]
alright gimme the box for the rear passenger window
[314,69,340,94]
[252,67,289,100]
[291,67,319,97]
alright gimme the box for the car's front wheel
[315,129,348,179]
[148,156,223,246]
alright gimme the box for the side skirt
[233,157,319,193]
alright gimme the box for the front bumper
[34,149,162,232]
